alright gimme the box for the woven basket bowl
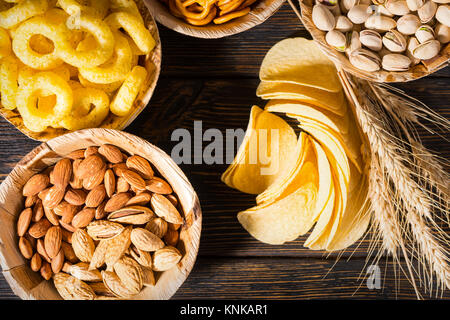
[0,0,162,141]
[0,129,202,300]
[298,0,450,82]
[145,0,285,38]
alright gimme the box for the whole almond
[65,188,87,206]
[54,201,75,216]
[102,271,134,299]
[43,186,65,209]
[142,267,155,287]
[95,201,107,220]
[37,239,51,263]
[99,145,123,164]
[40,261,53,280]
[168,222,181,231]
[23,174,50,196]
[84,146,99,158]
[166,194,178,207]
[67,149,85,160]
[129,245,152,268]
[104,169,115,197]
[17,208,33,237]
[51,248,65,273]
[32,199,44,222]
[77,155,105,179]
[151,194,183,224]
[164,228,179,247]
[68,262,102,281]
[61,229,73,243]
[53,273,95,300]
[83,166,106,190]
[152,246,182,271]
[145,217,168,238]
[61,242,77,264]
[53,158,72,188]
[104,193,132,212]
[89,239,109,270]
[60,220,77,233]
[44,206,60,226]
[87,220,124,240]
[145,177,172,195]
[30,253,42,272]
[126,192,152,206]
[72,229,95,262]
[24,233,37,249]
[126,155,154,180]
[130,228,164,252]
[112,163,128,177]
[70,159,83,188]
[72,208,95,229]
[44,226,62,258]
[105,226,132,267]
[38,188,49,201]
[107,206,154,225]
[122,170,146,191]
[28,219,52,238]
[25,194,38,208]
[116,177,130,193]
[60,205,78,225]
[113,256,143,294]
[86,184,106,207]
[19,236,33,259]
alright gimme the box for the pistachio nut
[436,5,450,27]
[346,30,362,54]
[312,4,336,31]
[349,48,382,71]
[360,29,383,51]
[375,4,395,16]
[385,0,411,15]
[365,14,397,32]
[418,1,438,23]
[412,39,441,59]
[340,0,358,13]
[406,0,425,10]
[335,15,354,32]
[326,30,347,51]
[415,24,436,42]
[406,37,422,64]
[348,4,374,24]
[435,22,450,43]
[397,14,421,35]
[383,29,407,52]
[382,53,412,71]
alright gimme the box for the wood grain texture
[0,3,448,299]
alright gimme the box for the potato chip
[259,38,342,93]
[258,82,346,116]
[221,106,297,195]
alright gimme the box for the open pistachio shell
[412,39,441,59]
[406,0,425,11]
[349,48,381,71]
[335,15,354,32]
[382,53,412,71]
[385,0,410,15]
[348,4,373,24]
[365,14,397,32]
[418,1,438,23]
[415,24,436,43]
[383,29,407,52]
[397,14,421,35]
[326,30,347,51]
[360,29,383,51]
[312,4,336,31]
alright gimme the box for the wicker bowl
[144,0,285,38]
[297,0,450,82]
[0,0,162,141]
[0,129,202,300]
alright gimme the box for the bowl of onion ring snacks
[144,0,285,38]
[0,0,161,141]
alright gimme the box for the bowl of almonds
[298,0,450,82]
[0,129,201,300]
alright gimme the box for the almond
[62,241,78,263]
[111,163,128,177]
[32,199,44,222]
[83,166,105,190]
[53,273,95,300]
[72,229,95,262]
[89,240,109,270]
[104,169,115,197]
[108,206,154,225]
[67,149,85,160]
[65,188,87,206]
[145,177,173,195]
[30,253,42,272]
[95,201,107,220]
[145,217,168,239]
[19,236,33,259]
[42,185,65,209]
[25,194,38,208]
[37,239,51,263]
[129,245,152,268]
[99,144,123,164]
[84,146,99,158]
[23,174,50,196]
[116,176,130,193]
[68,262,102,281]
[40,261,53,280]
[105,226,132,267]
[86,220,124,240]
[130,228,164,252]
[77,155,105,179]
[44,226,62,258]
[113,256,143,294]
[28,219,52,238]
[126,192,152,206]
[104,193,132,212]
[61,229,73,243]
[38,188,49,201]
[122,170,146,191]
[60,220,77,233]
[17,208,33,237]
[126,155,154,180]
[51,248,64,273]
[164,228,179,247]
[151,194,183,224]
[85,184,106,207]
[72,208,95,229]
[61,205,77,224]
[52,158,72,188]
[166,194,178,207]
[152,246,182,271]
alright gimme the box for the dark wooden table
[0,2,449,300]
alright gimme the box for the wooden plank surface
[0,3,448,299]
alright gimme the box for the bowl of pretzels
[144,0,285,38]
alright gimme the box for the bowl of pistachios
[298,0,449,82]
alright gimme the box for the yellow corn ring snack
[110,0,144,22]
[60,87,109,130]
[16,71,73,132]
[0,27,11,59]
[105,11,155,54]
[78,32,133,84]
[78,74,123,93]
[110,65,147,117]
[55,14,114,68]
[0,56,19,110]
[57,0,110,18]
[0,0,48,29]
[12,16,63,70]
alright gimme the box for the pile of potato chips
[222,38,371,251]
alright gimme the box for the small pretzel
[213,6,250,24]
